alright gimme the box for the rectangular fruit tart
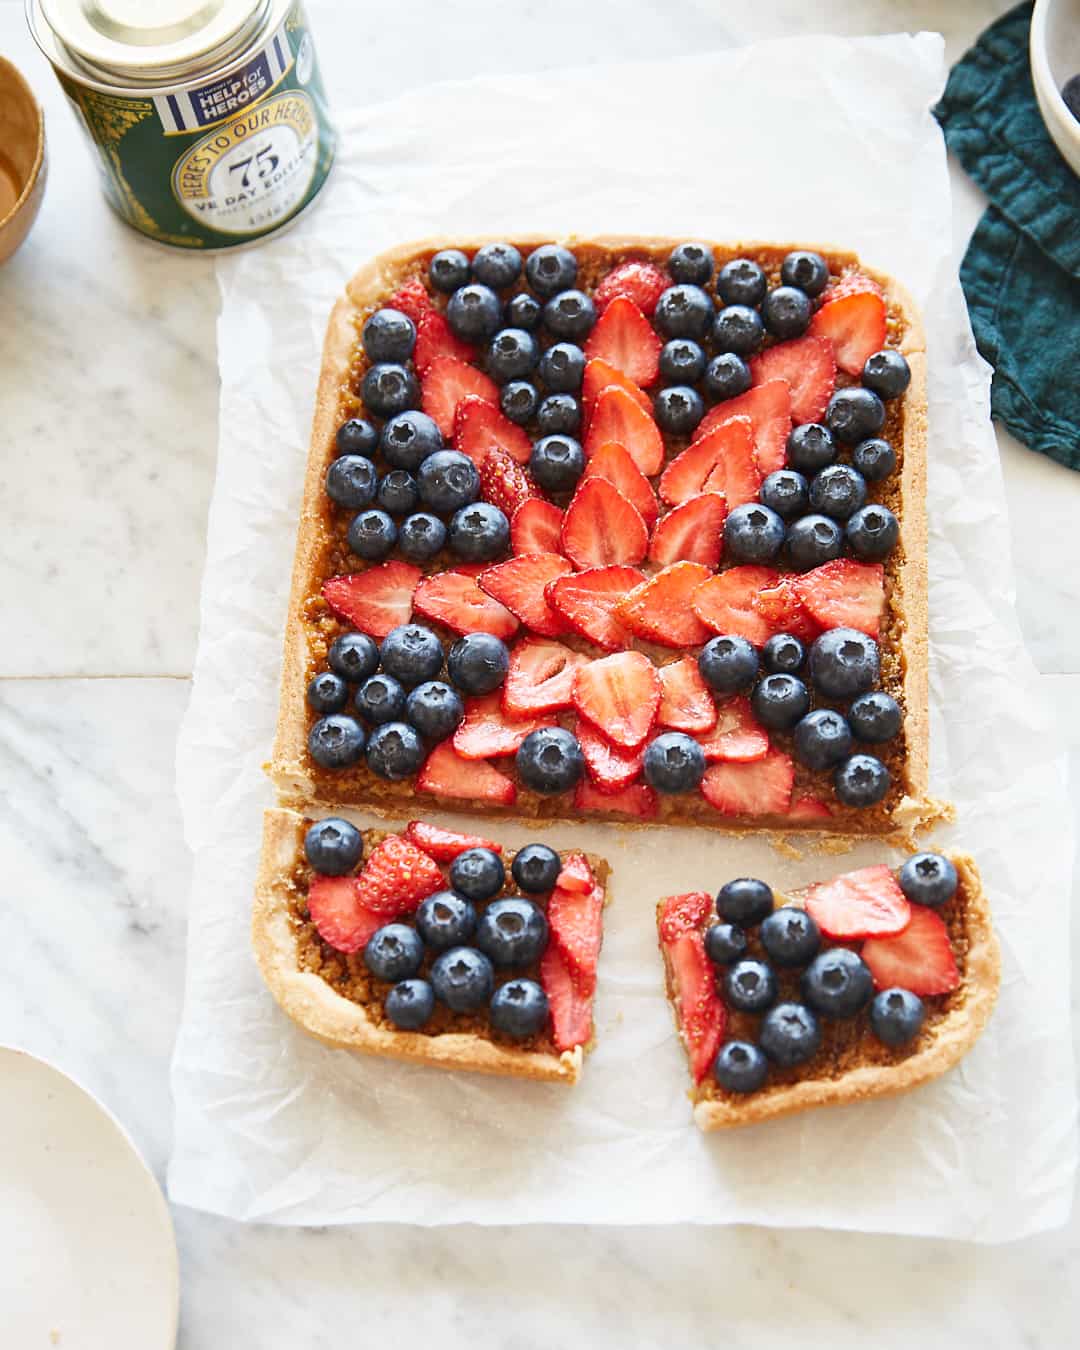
[269,235,944,835]
[657,850,1000,1129]
[254,809,610,1083]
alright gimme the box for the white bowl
[1031,0,1080,177]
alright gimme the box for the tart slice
[657,851,1000,1129]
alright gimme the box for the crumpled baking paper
[168,31,1078,1239]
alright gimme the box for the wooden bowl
[0,56,46,263]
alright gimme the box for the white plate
[0,1047,179,1350]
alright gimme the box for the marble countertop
[1,0,1077,1344]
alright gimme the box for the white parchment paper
[169,33,1078,1238]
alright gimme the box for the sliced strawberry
[560,478,648,570]
[413,569,519,640]
[511,498,564,555]
[825,270,884,303]
[584,385,664,476]
[696,696,770,763]
[581,358,653,423]
[404,820,502,860]
[548,858,604,982]
[386,278,431,326]
[572,650,661,751]
[452,391,530,465]
[750,335,836,424]
[692,380,792,476]
[861,904,960,996]
[691,565,779,644]
[555,852,594,894]
[540,943,594,1052]
[574,777,658,818]
[417,740,517,805]
[658,890,713,942]
[413,309,475,373]
[657,657,717,734]
[786,795,833,821]
[803,864,911,940]
[502,637,589,716]
[660,415,759,509]
[700,748,794,816]
[354,834,445,916]
[649,493,727,567]
[616,562,714,648]
[452,692,550,759]
[546,565,644,651]
[584,296,662,386]
[307,876,384,954]
[422,362,498,441]
[593,259,669,316]
[322,562,422,639]
[582,440,659,530]
[478,552,572,638]
[752,575,821,643]
[577,719,645,792]
[666,928,726,1084]
[478,446,538,517]
[809,285,888,376]
[794,559,885,638]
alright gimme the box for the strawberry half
[692,379,792,476]
[803,863,911,940]
[479,552,572,638]
[560,478,648,570]
[307,875,384,954]
[648,492,727,567]
[576,719,645,792]
[659,414,759,509]
[749,335,836,425]
[861,904,960,996]
[700,748,794,816]
[825,270,885,303]
[386,278,432,326]
[555,852,594,894]
[582,440,659,530]
[752,575,821,643]
[584,385,664,476]
[696,696,770,763]
[540,943,594,1052]
[786,795,833,821]
[355,833,445,916]
[413,569,519,640]
[657,657,717,734]
[661,921,726,1084]
[593,259,669,316]
[479,446,538,517]
[548,854,604,982]
[691,564,779,645]
[658,890,713,943]
[809,282,888,376]
[794,559,885,638]
[584,296,662,386]
[322,562,422,639]
[452,692,551,759]
[511,498,564,555]
[404,820,503,860]
[502,637,589,716]
[417,740,517,804]
[616,562,713,648]
[574,777,658,818]
[581,358,653,423]
[422,359,499,439]
[546,565,644,651]
[572,650,661,751]
[452,392,531,465]
[414,309,475,373]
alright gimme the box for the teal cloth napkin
[934,1,1080,471]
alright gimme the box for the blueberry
[751,673,810,731]
[526,244,578,297]
[699,635,759,693]
[760,469,809,520]
[405,680,464,741]
[716,877,774,926]
[543,289,596,340]
[365,721,426,779]
[780,250,830,297]
[450,847,506,902]
[516,726,584,793]
[870,988,925,1046]
[668,241,714,285]
[362,307,416,362]
[431,946,495,1011]
[704,922,748,966]
[335,417,378,457]
[325,454,377,509]
[304,817,363,875]
[447,632,509,694]
[785,514,843,571]
[530,434,585,493]
[703,352,752,401]
[536,393,581,436]
[417,449,480,514]
[355,673,406,724]
[851,437,896,481]
[862,349,911,400]
[364,923,424,981]
[763,286,811,339]
[380,624,443,687]
[792,709,853,770]
[834,753,891,806]
[809,463,867,521]
[654,385,705,436]
[416,890,478,951]
[762,633,806,674]
[447,283,502,341]
[786,422,836,473]
[846,504,899,561]
[801,948,873,1018]
[712,304,765,355]
[501,379,540,424]
[759,1002,822,1066]
[809,627,880,698]
[380,409,444,471]
[848,690,902,742]
[654,284,714,340]
[376,468,419,516]
[643,731,706,793]
[511,843,561,894]
[307,670,348,714]
[361,363,419,417]
[760,907,821,967]
[308,714,366,768]
[724,502,785,564]
[659,338,706,383]
[898,852,958,908]
[385,978,436,1030]
[724,959,778,1013]
[476,897,548,968]
[825,387,885,443]
[397,511,447,562]
[429,248,470,292]
[347,509,397,560]
[328,632,379,682]
[506,292,542,330]
[490,978,549,1038]
[713,1040,769,1093]
[448,502,510,562]
[487,328,540,383]
[538,341,585,392]
[471,242,523,289]
[716,258,766,307]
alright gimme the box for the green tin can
[27,0,336,249]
